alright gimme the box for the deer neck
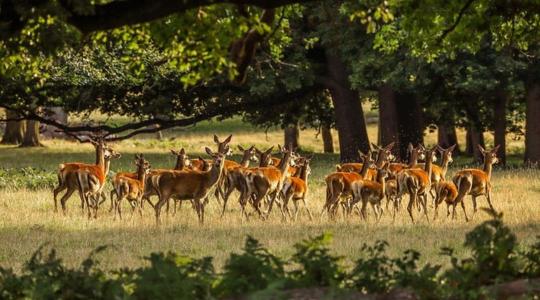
[208,159,224,186]
[440,153,450,177]
[359,160,371,178]
[277,152,291,181]
[377,172,386,197]
[96,145,105,168]
[102,157,112,179]
[407,151,418,168]
[483,159,493,180]
[424,155,433,184]
[375,152,386,168]
[137,165,146,181]
[240,153,250,168]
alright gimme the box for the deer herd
[52,135,500,225]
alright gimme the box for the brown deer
[53,137,120,216]
[111,154,151,220]
[152,147,227,225]
[352,163,390,221]
[281,154,314,221]
[242,146,294,219]
[433,181,459,221]
[452,145,500,221]
[270,145,300,176]
[397,145,437,223]
[220,145,259,217]
[337,142,394,180]
[322,150,374,218]
[415,144,455,198]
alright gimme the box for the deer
[53,137,120,216]
[109,148,192,212]
[281,154,314,221]
[337,142,395,180]
[432,181,459,221]
[270,145,300,176]
[242,146,295,220]
[415,144,456,199]
[397,145,437,223]
[352,163,390,221]
[452,145,500,221]
[322,150,374,219]
[111,154,151,220]
[152,147,227,225]
[219,145,259,217]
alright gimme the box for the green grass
[0,116,538,272]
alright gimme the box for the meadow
[0,116,539,273]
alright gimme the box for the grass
[0,116,538,273]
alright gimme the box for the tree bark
[324,51,370,162]
[378,84,400,154]
[525,82,540,166]
[437,123,460,155]
[395,92,424,160]
[20,120,43,147]
[466,125,485,162]
[321,125,334,153]
[284,123,300,150]
[494,89,507,165]
[1,109,25,145]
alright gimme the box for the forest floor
[0,117,538,271]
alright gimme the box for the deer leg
[407,193,415,223]
[116,196,123,220]
[59,188,75,215]
[53,184,66,213]
[302,198,313,221]
[421,194,429,222]
[472,195,478,214]
[460,200,468,222]
[360,199,368,220]
[154,194,169,226]
[486,187,495,212]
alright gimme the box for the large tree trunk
[466,126,485,162]
[378,84,400,154]
[494,89,507,165]
[395,92,424,160]
[437,123,460,155]
[20,120,43,147]
[1,109,25,145]
[284,123,300,150]
[321,125,334,153]
[324,51,370,162]
[525,82,540,166]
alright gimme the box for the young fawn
[281,154,314,221]
[352,163,390,221]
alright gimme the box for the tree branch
[437,0,476,44]
[60,0,316,33]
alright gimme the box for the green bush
[0,168,56,190]
[1,213,540,299]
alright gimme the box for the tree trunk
[466,126,485,162]
[324,51,370,162]
[20,120,43,147]
[494,89,507,165]
[437,123,460,155]
[321,125,334,153]
[284,123,300,150]
[525,82,540,166]
[395,92,424,160]
[2,109,26,145]
[378,84,400,154]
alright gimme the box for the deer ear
[407,143,414,152]
[419,144,426,150]
[170,149,178,155]
[306,153,314,161]
[224,134,232,144]
[371,143,381,150]
[180,148,185,155]
[492,144,500,153]
[238,145,245,152]
[277,144,282,152]
[255,148,262,155]
[213,135,220,144]
[358,150,365,158]
[205,147,214,156]
[266,146,274,154]
[336,165,342,172]
[477,144,486,154]
[385,142,395,150]
[449,144,457,152]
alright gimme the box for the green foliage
[132,252,214,300]
[215,235,284,298]
[289,233,345,288]
[0,168,56,190]
[2,214,540,299]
